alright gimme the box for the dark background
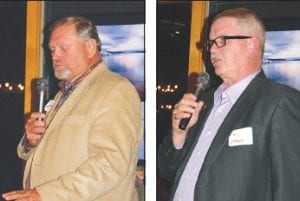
[156,1,191,147]
[0,2,26,195]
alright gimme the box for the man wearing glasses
[159,7,300,201]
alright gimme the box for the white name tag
[228,127,253,147]
[44,100,55,112]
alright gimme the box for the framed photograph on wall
[97,24,145,161]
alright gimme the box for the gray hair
[49,16,101,51]
[213,7,266,56]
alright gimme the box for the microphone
[179,72,210,130]
[36,78,49,113]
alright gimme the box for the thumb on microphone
[178,72,210,130]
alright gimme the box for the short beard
[54,69,72,81]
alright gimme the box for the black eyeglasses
[204,35,252,51]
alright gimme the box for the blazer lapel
[44,62,108,135]
[200,71,267,171]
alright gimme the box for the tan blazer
[18,61,143,201]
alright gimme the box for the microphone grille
[36,78,49,91]
[196,72,210,87]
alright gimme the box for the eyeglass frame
[204,35,252,51]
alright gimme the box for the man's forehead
[49,25,78,44]
[210,18,239,35]
[212,17,238,27]
[51,23,76,34]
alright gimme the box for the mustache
[53,62,63,67]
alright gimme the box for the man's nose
[209,42,219,53]
[51,51,60,61]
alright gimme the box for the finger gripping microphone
[179,72,210,130]
[36,78,49,113]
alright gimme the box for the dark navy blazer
[159,71,300,201]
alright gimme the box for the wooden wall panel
[25,1,42,113]
[188,1,207,75]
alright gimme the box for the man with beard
[3,16,142,201]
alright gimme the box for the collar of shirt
[59,59,101,94]
[214,69,261,106]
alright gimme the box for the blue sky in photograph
[96,24,145,99]
[263,30,300,91]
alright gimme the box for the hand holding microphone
[24,78,49,147]
[175,72,210,130]
[178,72,210,130]
[172,72,210,148]
[25,112,46,147]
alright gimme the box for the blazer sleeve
[17,135,35,160]
[158,131,185,182]
[35,80,142,201]
[269,89,300,201]
[158,90,214,184]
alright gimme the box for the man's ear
[247,37,262,57]
[247,37,256,49]
[250,36,263,50]
[247,37,263,60]
[85,39,97,57]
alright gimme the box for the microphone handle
[179,117,190,130]
[38,90,45,113]
[178,87,204,130]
